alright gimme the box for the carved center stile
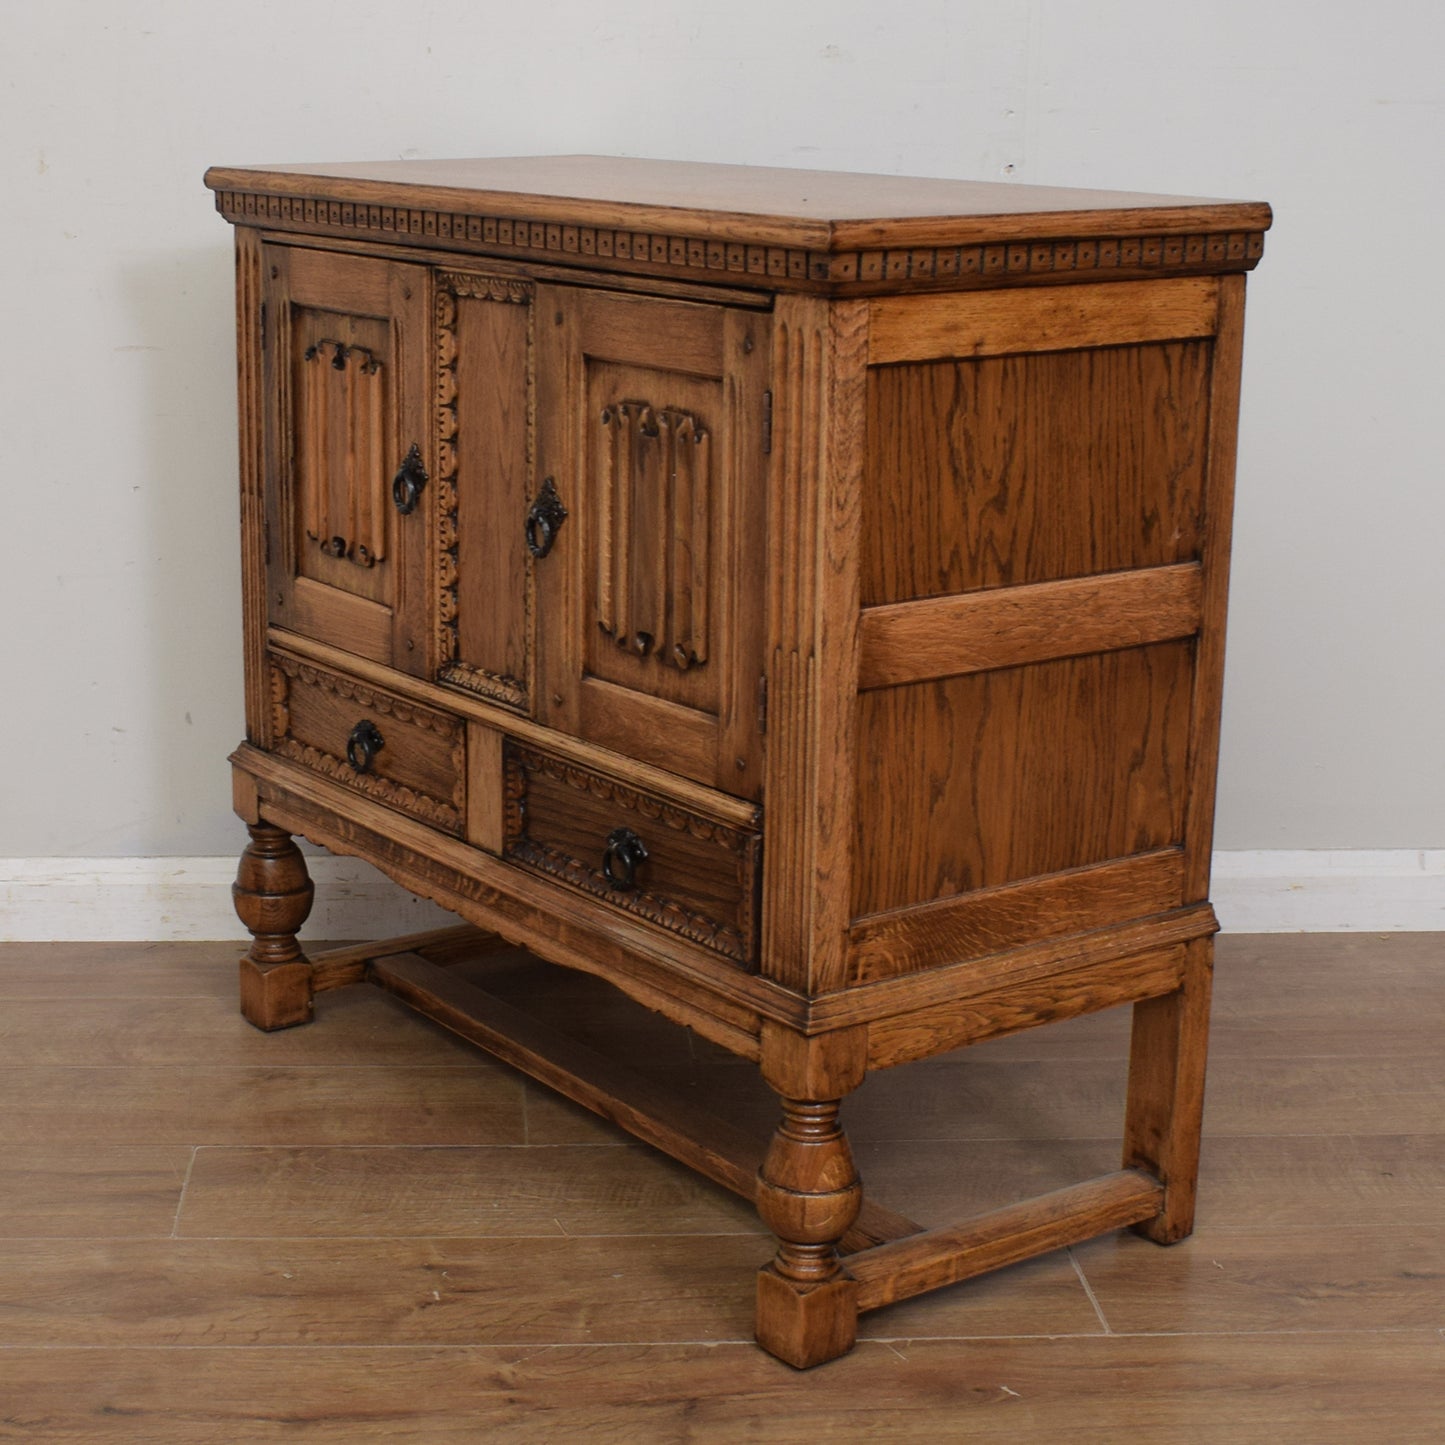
[595,400,712,673]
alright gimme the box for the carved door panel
[263,245,430,674]
[535,287,770,798]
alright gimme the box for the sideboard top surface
[205,155,1270,289]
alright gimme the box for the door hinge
[757,673,768,733]
[761,389,773,455]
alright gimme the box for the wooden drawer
[501,740,761,968]
[268,652,466,835]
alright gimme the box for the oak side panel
[867,277,1218,364]
[760,296,869,994]
[861,340,1211,604]
[847,848,1186,984]
[1182,275,1247,901]
[851,642,1194,917]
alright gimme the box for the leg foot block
[1130,1214,1195,1246]
[239,955,313,1032]
[755,1264,858,1369]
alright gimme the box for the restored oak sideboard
[206,155,1270,1367]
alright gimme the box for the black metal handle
[391,443,427,516]
[345,719,385,774]
[525,477,568,559]
[602,827,648,891]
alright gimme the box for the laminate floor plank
[0,1237,1095,1350]
[0,1066,526,1146]
[0,1335,1440,1444]
[176,1144,761,1238]
[1075,1223,1445,1333]
[3,932,1442,1439]
[0,1145,195,1238]
[0,941,240,999]
[0,990,491,1068]
[852,1133,1445,1232]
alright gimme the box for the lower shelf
[289,929,1172,1365]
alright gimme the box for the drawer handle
[345,720,386,774]
[525,477,568,559]
[602,827,648,891]
[391,444,428,516]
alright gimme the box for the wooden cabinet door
[262,245,430,674]
[534,287,769,798]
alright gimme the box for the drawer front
[502,741,761,967]
[268,653,465,834]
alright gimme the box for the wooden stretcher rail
[846,1169,1165,1312]
[368,950,923,1254]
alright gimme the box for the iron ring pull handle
[525,477,568,559]
[346,720,385,775]
[391,444,428,516]
[602,827,648,892]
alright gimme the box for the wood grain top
[206,155,1269,294]
[205,154,1270,250]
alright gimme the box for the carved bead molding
[502,742,761,967]
[268,654,466,835]
[214,191,1265,293]
[299,339,387,569]
[433,271,535,709]
[596,401,711,672]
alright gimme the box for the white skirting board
[0,851,1441,942]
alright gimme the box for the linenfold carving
[595,401,711,672]
[298,338,387,569]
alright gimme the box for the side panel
[850,279,1237,984]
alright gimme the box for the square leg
[1122,935,1215,1242]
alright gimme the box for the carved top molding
[436,270,534,304]
[208,158,1268,294]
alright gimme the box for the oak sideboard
[206,155,1270,1367]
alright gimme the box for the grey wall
[3,0,1441,857]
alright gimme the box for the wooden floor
[0,932,1441,1442]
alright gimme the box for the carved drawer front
[268,653,465,835]
[502,741,762,968]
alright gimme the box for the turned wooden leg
[753,1022,868,1368]
[233,823,315,1031]
[755,1096,862,1368]
[1123,935,1215,1243]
